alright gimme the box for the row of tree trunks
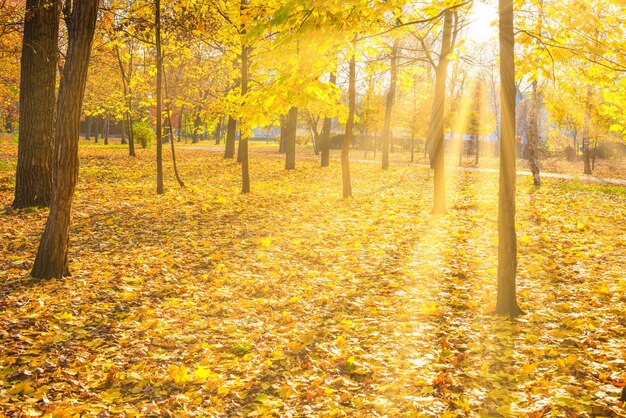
[31,0,99,278]
[13,0,61,209]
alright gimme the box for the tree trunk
[115,44,135,156]
[382,38,399,170]
[31,0,99,279]
[13,0,61,209]
[342,54,356,198]
[224,115,236,158]
[94,117,99,143]
[278,115,287,154]
[320,72,336,167]
[285,106,297,170]
[104,113,109,145]
[86,116,92,140]
[240,43,250,193]
[427,10,453,214]
[495,0,523,317]
[163,68,184,188]
[527,80,541,186]
[582,85,593,175]
[121,119,126,144]
[155,0,164,194]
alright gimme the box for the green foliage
[132,121,154,149]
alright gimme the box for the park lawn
[0,144,625,417]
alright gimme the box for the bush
[132,121,154,148]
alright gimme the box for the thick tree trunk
[155,0,164,194]
[527,80,541,186]
[427,10,453,214]
[342,55,356,198]
[240,43,250,193]
[582,85,593,175]
[13,0,61,209]
[31,0,99,279]
[320,72,336,167]
[495,0,523,317]
[382,38,399,170]
[285,106,297,170]
[224,115,236,159]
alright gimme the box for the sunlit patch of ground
[0,144,625,416]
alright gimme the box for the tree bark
[320,72,336,167]
[115,44,135,156]
[427,10,453,214]
[495,0,523,317]
[285,106,297,170]
[155,0,164,194]
[240,43,250,193]
[31,0,99,279]
[582,85,593,175]
[382,38,399,170]
[163,69,184,188]
[13,0,60,209]
[104,113,109,145]
[527,80,541,186]
[342,54,356,198]
[224,115,236,158]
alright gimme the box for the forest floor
[1,143,625,417]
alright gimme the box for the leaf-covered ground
[1,143,625,417]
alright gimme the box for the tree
[285,106,297,170]
[155,0,164,194]
[31,0,100,279]
[382,38,399,170]
[13,0,61,209]
[342,53,356,198]
[319,72,336,167]
[495,0,523,317]
[426,9,454,214]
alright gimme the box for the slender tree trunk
[86,116,92,140]
[94,117,99,143]
[13,0,61,209]
[285,106,297,170]
[177,105,185,142]
[121,119,126,144]
[495,0,523,317]
[382,38,399,170]
[278,115,287,154]
[240,43,250,193]
[115,44,135,157]
[31,0,99,279]
[458,134,463,166]
[224,115,236,158]
[155,0,164,194]
[527,80,541,186]
[582,85,593,175]
[320,72,336,167]
[475,133,480,165]
[104,113,109,145]
[163,69,184,188]
[342,54,356,198]
[410,131,415,163]
[427,10,453,214]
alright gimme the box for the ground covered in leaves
[1,143,625,417]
